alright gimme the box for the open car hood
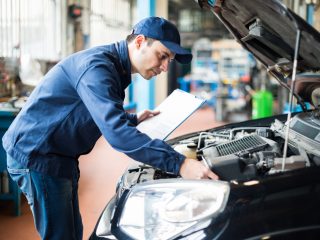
[196,0,320,107]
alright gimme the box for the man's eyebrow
[162,51,170,57]
[163,50,175,59]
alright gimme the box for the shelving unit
[0,109,21,216]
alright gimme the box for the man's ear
[134,34,146,49]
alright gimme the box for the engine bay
[172,110,320,180]
[117,111,320,196]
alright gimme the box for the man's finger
[208,171,219,180]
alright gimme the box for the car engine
[174,110,320,181]
[117,111,320,196]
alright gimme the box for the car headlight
[114,179,230,240]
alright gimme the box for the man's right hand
[179,158,219,180]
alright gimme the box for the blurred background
[0,0,319,239]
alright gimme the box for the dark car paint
[217,167,320,239]
[89,159,320,239]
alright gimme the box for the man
[3,17,218,239]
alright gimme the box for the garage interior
[0,0,320,239]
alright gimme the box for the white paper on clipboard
[136,89,206,140]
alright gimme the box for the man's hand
[137,109,160,124]
[179,158,219,180]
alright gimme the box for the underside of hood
[214,0,320,74]
[197,0,320,107]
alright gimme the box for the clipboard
[136,89,206,140]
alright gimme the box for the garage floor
[0,107,225,239]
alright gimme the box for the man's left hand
[137,109,160,124]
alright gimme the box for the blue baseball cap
[131,17,193,64]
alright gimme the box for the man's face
[132,36,175,80]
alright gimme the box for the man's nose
[160,58,170,72]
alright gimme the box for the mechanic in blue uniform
[3,17,218,239]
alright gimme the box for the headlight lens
[118,179,230,240]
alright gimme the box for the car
[89,0,320,239]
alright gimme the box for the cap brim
[160,40,193,64]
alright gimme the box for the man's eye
[160,55,167,61]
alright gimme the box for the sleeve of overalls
[75,62,186,175]
[125,112,138,126]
